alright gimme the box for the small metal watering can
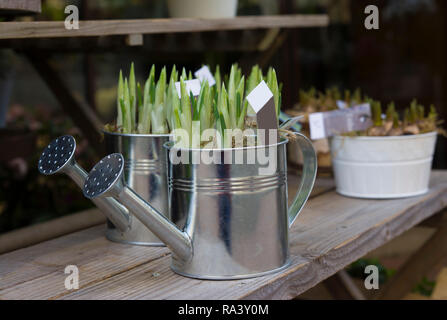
[83,133,317,279]
[103,131,170,246]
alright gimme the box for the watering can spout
[115,187,193,261]
[83,153,192,262]
[38,135,131,233]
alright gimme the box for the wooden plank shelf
[0,14,329,40]
[0,0,41,16]
[1,171,446,300]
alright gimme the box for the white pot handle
[288,132,318,227]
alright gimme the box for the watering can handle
[288,132,317,227]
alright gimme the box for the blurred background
[0,0,445,235]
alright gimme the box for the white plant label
[336,100,348,109]
[309,112,326,140]
[246,80,273,114]
[309,103,372,140]
[246,80,278,148]
[194,66,216,86]
[175,79,201,99]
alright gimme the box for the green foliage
[347,258,396,285]
[413,277,436,297]
[111,63,282,147]
[116,63,170,134]
[372,101,383,127]
[386,102,396,122]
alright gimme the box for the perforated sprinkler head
[38,137,130,232]
[38,135,76,175]
[83,153,125,199]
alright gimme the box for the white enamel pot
[330,132,437,199]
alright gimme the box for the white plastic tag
[246,81,278,145]
[246,81,274,114]
[175,79,201,99]
[336,100,348,109]
[309,113,326,140]
[309,103,372,140]
[194,66,216,86]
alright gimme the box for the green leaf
[123,78,132,133]
[119,99,127,132]
[180,78,192,138]
[236,92,241,119]
[169,65,178,84]
[129,62,137,130]
[117,70,124,127]
[155,66,166,107]
[214,65,221,94]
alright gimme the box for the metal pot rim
[331,131,437,141]
[102,129,171,138]
[163,137,289,152]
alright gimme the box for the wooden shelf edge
[0,208,106,254]
[0,0,41,15]
[0,14,329,40]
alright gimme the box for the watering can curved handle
[288,132,318,227]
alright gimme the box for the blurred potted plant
[167,0,238,18]
[287,87,366,174]
[330,100,442,199]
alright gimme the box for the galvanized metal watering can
[103,131,170,246]
[83,133,317,280]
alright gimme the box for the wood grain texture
[377,209,447,299]
[432,268,447,300]
[1,172,446,300]
[0,15,329,40]
[0,0,41,14]
[0,208,105,255]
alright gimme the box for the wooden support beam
[324,270,366,300]
[83,54,97,111]
[377,209,447,300]
[24,52,105,154]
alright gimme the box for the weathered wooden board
[0,15,329,40]
[0,174,332,299]
[0,208,105,255]
[1,172,446,300]
[377,209,447,299]
[0,0,41,15]
[432,268,447,300]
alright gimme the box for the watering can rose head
[83,153,125,199]
[38,135,76,175]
